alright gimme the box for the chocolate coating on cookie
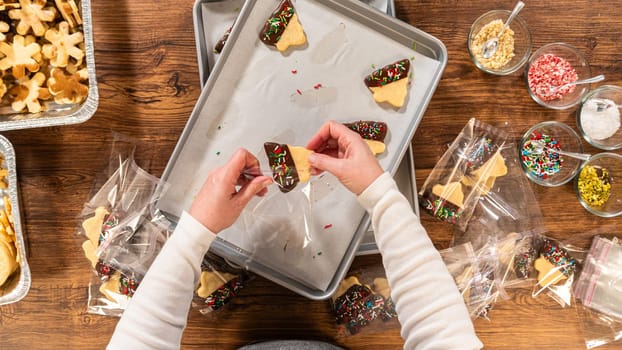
[259,0,295,46]
[264,142,299,193]
[205,277,243,311]
[364,59,410,88]
[344,121,387,142]
[419,190,462,224]
[214,25,232,53]
[541,239,577,277]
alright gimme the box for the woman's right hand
[189,148,272,233]
[306,120,384,195]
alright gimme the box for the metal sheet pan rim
[0,135,31,305]
[0,0,99,132]
[164,0,447,299]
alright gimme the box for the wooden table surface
[1,0,621,349]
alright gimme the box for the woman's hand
[307,120,384,195]
[189,148,272,233]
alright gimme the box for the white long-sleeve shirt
[107,172,483,350]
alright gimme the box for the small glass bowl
[577,85,622,150]
[575,152,622,217]
[525,43,592,110]
[468,10,532,75]
[519,121,585,187]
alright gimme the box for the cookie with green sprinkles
[264,142,312,193]
[364,59,411,108]
[259,0,307,52]
[419,190,462,224]
[343,120,388,155]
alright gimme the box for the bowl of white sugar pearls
[577,85,622,150]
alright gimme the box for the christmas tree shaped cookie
[344,120,388,155]
[259,0,306,52]
[264,142,312,193]
[364,59,411,108]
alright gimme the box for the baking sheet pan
[159,0,446,299]
[192,0,409,256]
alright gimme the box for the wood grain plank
[1,0,621,349]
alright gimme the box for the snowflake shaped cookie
[0,35,41,78]
[9,72,51,113]
[47,66,88,104]
[9,0,58,37]
[42,21,84,67]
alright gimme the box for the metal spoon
[594,99,622,112]
[529,139,591,161]
[481,1,525,59]
[548,74,605,95]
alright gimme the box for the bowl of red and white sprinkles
[525,43,592,110]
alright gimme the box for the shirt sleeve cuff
[175,211,217,252]
[357,172,397,212]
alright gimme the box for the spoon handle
[499,1,525,37]
[567,74,606,88]
[554,149,591,161]
[551,74,605,93]
[575,74,606,86]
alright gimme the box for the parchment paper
[159,0,442,291]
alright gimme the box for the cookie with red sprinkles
[264,142,312,193]
[364,59,411,108]
[259,0,306,52]
[344,120,388,154]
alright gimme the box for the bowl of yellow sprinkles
[575,152,622,217]
[468,9,532,75]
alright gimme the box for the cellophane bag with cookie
[329,256,400,337]
[191,252,252,317]
[224,175,319,272]
[574,236,622,349]
[492,231,540,290]
[531,236,585,308]
[418,118,512,230]
[451,134,546,253]
[76,135,171,316]
[439,241,507,320]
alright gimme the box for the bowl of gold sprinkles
[468,9,532,75]
[575,152,622,217]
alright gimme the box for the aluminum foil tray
[0,0,98,131]
[0,135,30,305]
